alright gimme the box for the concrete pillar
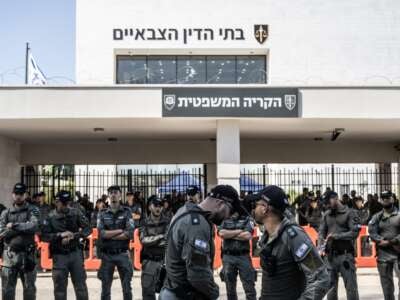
[375,162,392,195]
[205,163,217,193]
[216,120,240,193]
[0,136,21,207]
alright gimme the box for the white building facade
[1,0,400,203]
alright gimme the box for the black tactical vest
[221,216,251,254]
[100,208,131,251]
[4,205,36,251]
[48,208,81,254]
[260,221,306,300]
[141,216,169,258]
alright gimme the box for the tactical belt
[102,248,127,255]
[329,249,354,256]
[222,250,250,256]
[8,244,35,253]
[52,247,79,255]
[142,253,164,261]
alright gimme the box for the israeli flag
[27,53,47,85]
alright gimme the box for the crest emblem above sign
[284,94,297,111]
[164,95,176,111]
[254,25,268,44]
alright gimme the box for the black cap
[326,191,338,200]
[38,191,46,197]
[148,195,163,206]
[257,185,289,213]
[381,190,393,199]
[186,185,199,196]
[107,185,121,193]
[56,190,72,203]
[209,185,240,211]
[13,183,27,194]
[126,191,134,196]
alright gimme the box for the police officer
[41,190,91,300]
[125,191,142,228]
[140,196,171,300]
[318,191,360,300]
[186,185,201,205]
[368,190,400,300]
[159,184,241,300]
[218,210,257,300]
[253,185,329,300]
[0,183,39,300]
[97,185,135,300]
[292,187,310,226]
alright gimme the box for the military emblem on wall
[254,25,268,44]
[164,95,176,111]
[284,94,297,111]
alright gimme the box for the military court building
[0,0,400,205]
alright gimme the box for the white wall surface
[0,136,21,207]
[1,86,400,119]
[20,140,399,165]
[76,0,400,85]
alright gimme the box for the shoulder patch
[191,213,200,225]
[295,243,310,259]
[194,239,208,251]
[287,227,297,238]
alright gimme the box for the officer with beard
[97,185,135,300]
[42,190,91,300]
[140,196,171,300]
[159,184,241,300]
[186,186,201,205]
[318,191,360,300]
[368,190,400,300]
[0,183,39,300]
[254,185,329,300]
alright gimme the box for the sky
[0,0,75,84]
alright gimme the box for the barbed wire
[0,64,399,85]
[0,66,75,85]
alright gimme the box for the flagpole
[25,42,30,84]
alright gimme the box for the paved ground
[7,268,395,299]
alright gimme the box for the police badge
[163,95,176,111]
[254,25,268,44]
[284,94,297,111]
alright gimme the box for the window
[116,55,267,84]
[116,56,147,84]
[236,56,266,84]
[177,56,206,84]
[206,56,235,83]
[147,56,177,84]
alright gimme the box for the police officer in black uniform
[254,185,329,300]
[140,196,171,300]
[368,190,400,300]
[159,184,241,300]
[218,210,257,300]
[318,191,360,300]
[97,185,135,300]
[186,185,201,205]
[42,190,91,300]
[0,183,39,300]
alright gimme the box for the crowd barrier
[0,226,378,271]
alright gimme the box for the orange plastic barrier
[35,225,379,270]
[250,227,260,269]
[132,229,142,270]
[84,229,101,270]
[355,226,377,268]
